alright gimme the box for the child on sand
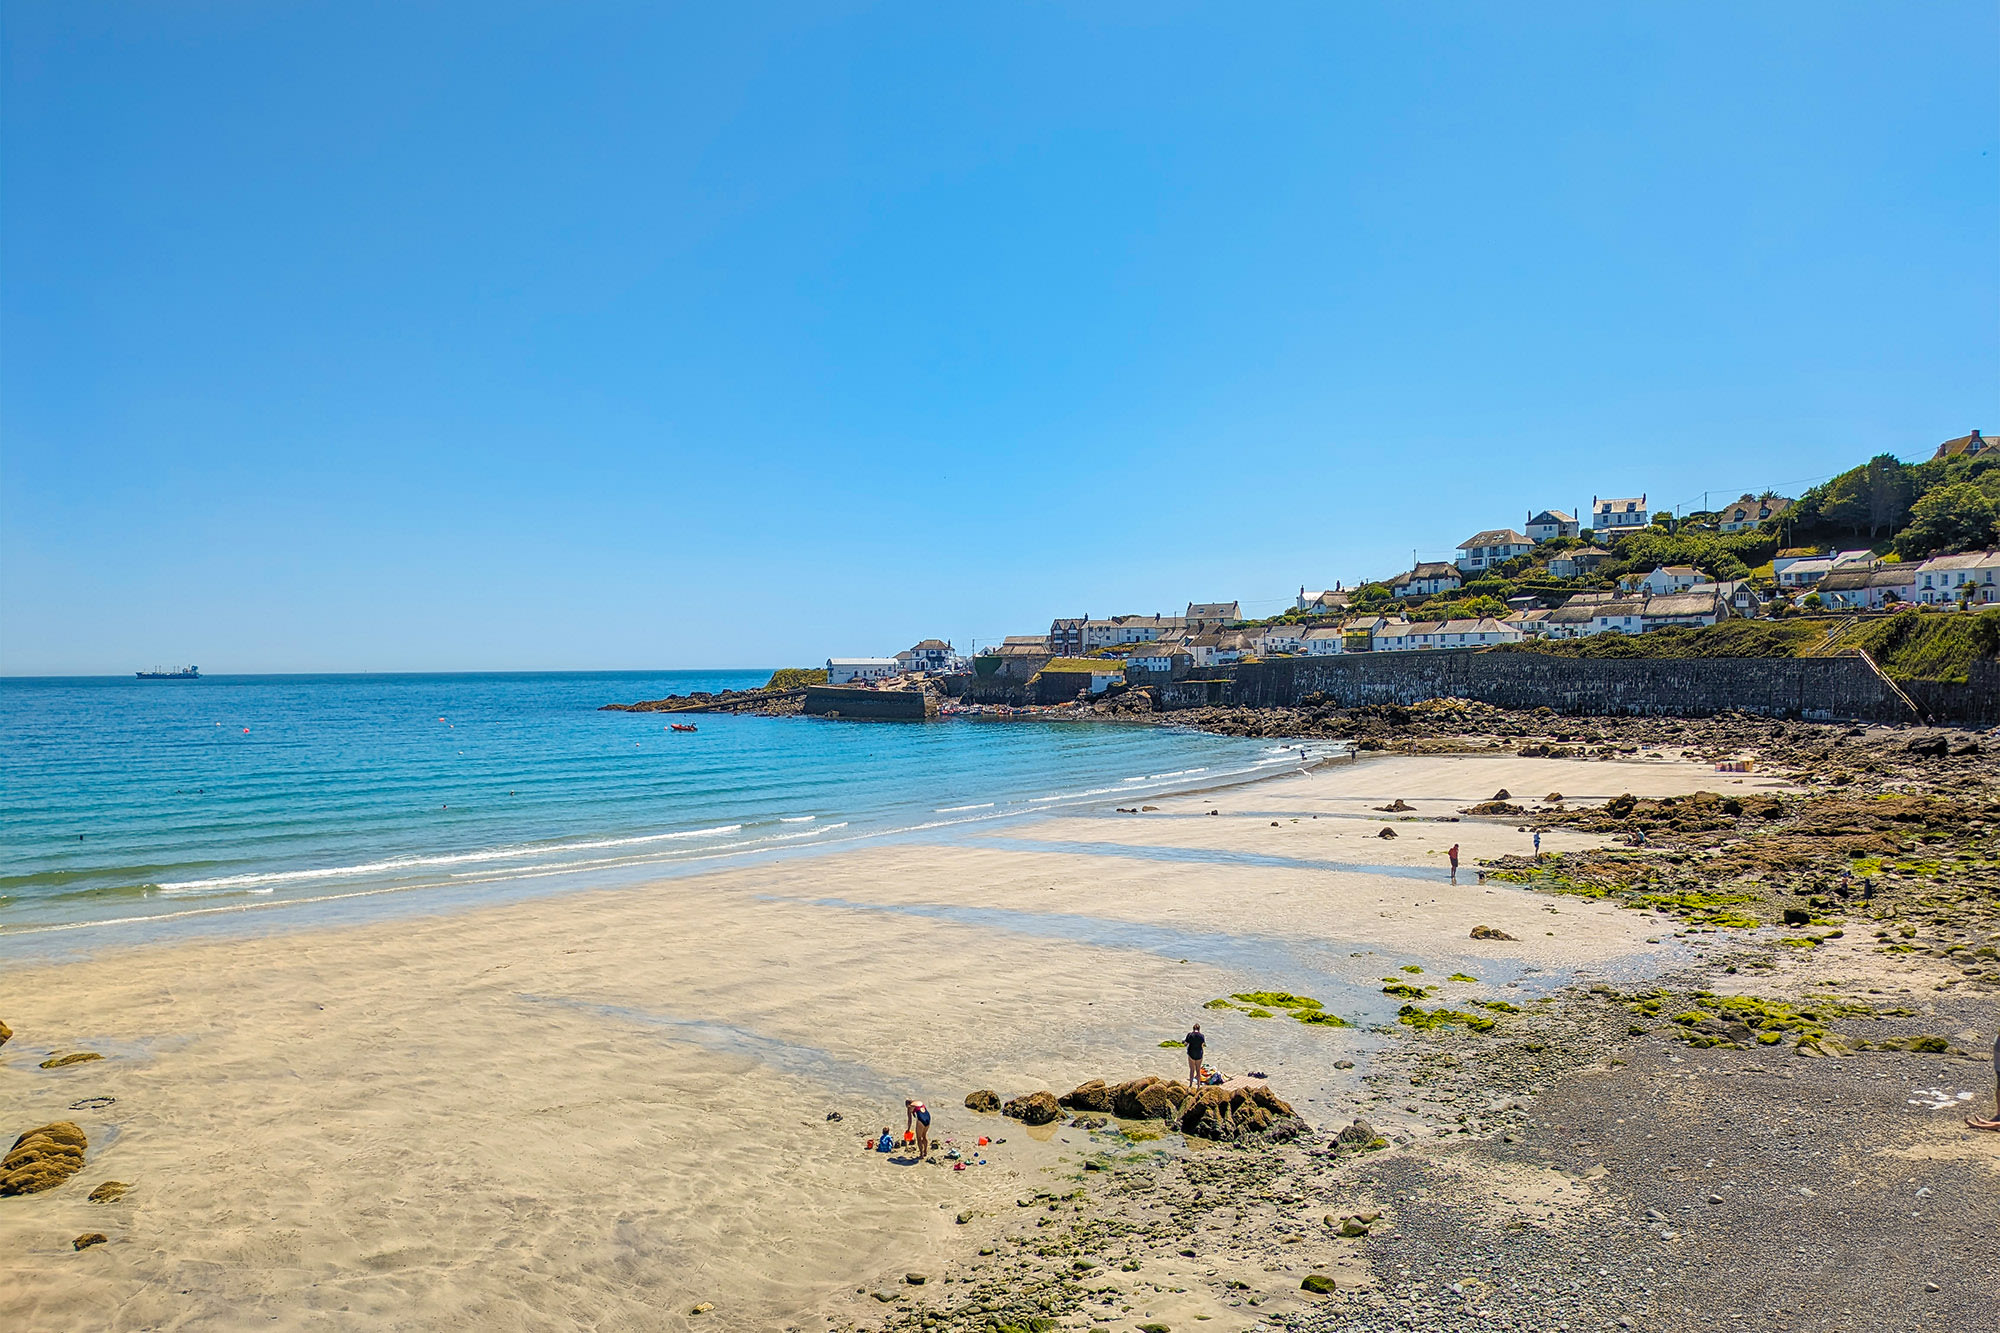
[876,1128,895,1152]
[905,1099,932,1159]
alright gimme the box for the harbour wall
[1156,652,1934,723]
[802,686,935,720]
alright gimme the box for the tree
[1893,483,1998,558]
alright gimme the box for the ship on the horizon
[136,665,200,679]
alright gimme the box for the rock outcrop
[963,1089,1001,1112]
[1002,1091,1062,1125]
[88,1181,130,1203]
[1470,925,1517,940]
[1111,1077,1194,1121]
[73,1232,108,1251]
[1,1122,88,1196]
[1058,1079,1113,1113]
[1176,1084,1305,1142]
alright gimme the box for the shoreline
[3,737,1993,1331]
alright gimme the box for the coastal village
[827,431,2000,702]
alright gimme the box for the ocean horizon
[0,670,1331,954]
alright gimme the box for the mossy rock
[87,1180,129,1203]
[38,1052,103,1070]
[964,1089,1001,1112]
[0,1122,87,1196]
[1301,1274,1337,1293]
[73,1232,108,1251]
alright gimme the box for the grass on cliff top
[1491,608,1999,682]
[763,667,829,690]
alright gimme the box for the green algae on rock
[38,1052,103,1070]
[1,1121,88,1195]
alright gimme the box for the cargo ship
[136,665,200,679]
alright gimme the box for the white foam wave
[935,802,994,812]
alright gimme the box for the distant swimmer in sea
[1969,1030,2000,1132]
[1183,1022,1206,1085]
[905,1099,932,1159]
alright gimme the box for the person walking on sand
[905,1099,932,1159]
[1183,1023,1207,1085]
[1969,1030,2000,1132]
[1533,831,1542,858]
[1447,843,1460,882]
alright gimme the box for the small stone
[956,1210,973,1224]
[905,1273,927,1285]
[1925,1282,1940,1293]
[871,1289,897,1302]
[73,1232,108,1251]
[689,1303,714,1315]
[1301,1274,1337,1294]
[1708,1194,1724,1205]
[825,1111,842,1122]
[1339,1219,1369,1237]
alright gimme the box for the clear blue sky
[3,3,1995,674]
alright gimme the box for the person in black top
[1183,1023,1206,1084]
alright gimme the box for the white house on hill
[1592,495,1650,540]
[1455,529,1534,574]
[826,657,901,684]
[1392,562,1463,598]
[1525,509,1580,542]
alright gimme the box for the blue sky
[3,2,1995,673]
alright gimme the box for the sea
[0,672,1331,955]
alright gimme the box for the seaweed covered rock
[1470,925,1517,941]
[1002,1091,1062,1125]
[1111,1077,1193,1121]
[963,1089,1001,1113]
[88,1181,130,1203]
[1177,1084,1305,1143]
[1058,1079,1113,1113]
[38,1052,102,1070]
[73,1232,108,1251]
[0,1121,87,1196]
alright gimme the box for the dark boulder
[1058,1079,1113,1113]
[1002,1091,1062,1126]
[963,1089,1001,1113]
[1111,1077,1193,1121]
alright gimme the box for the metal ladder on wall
[1846,647,1930,724]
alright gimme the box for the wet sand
[0,751,1765,1331]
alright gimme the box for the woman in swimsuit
[905,1099,932,1159]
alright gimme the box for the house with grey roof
[1455,529,1534,574]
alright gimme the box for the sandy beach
[0,749,1777,1331]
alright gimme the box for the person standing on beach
[1969,1031,2000,1132]
[1183,1023,1206,1084]
[905,1099,932,1159]
[1532,831,1541,858]
[1447,843,1460,882]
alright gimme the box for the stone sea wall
[1157,651,1939,724]
[802,686,935,720]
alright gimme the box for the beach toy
[977,1137,988,1146]
[904,1131,915,1143]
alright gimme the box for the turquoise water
[0,672,1324,949]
